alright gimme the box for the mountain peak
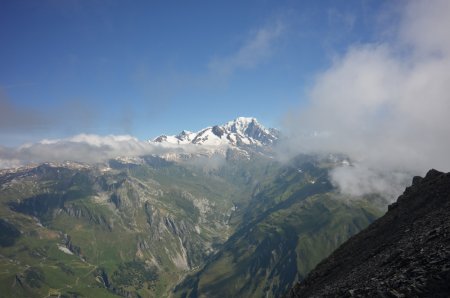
[223,117,259,133]
[227,116,258,125]
[152,117,279,147]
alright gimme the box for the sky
[1,0,388,145]
[280,0,450,199]
[2,0,450,201]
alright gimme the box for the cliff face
[0,161,253,297]
[288,169,450,298]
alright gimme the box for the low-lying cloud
[0,134,232,170]
[0,134,179,169]
[281,0,450,200]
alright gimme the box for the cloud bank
[0,134,233,170]
[0,135,152,168]
[281,0,450,200]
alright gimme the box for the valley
[0,118,386,297]
[2,1,449,296]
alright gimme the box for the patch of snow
[57,245,74,255]
[151,117,278,148]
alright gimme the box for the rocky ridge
[288,169,450,297]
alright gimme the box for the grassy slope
[0,156,386,298]
[0,158,276,297]
[174,160,384,298]
[0,167,119,297]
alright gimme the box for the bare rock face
[288,169,450,298]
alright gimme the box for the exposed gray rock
[288,169,450,297]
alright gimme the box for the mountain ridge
[152,117,280,148]
[288,169,450,297]
[173,156,384,298]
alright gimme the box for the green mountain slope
[0,156,274,297]
[0,154,386,297]
[174,159,384,298]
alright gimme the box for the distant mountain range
[152,117,280,148]
[0,117,407,298]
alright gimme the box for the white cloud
[329,164,411,200]
[0,134,166,168]
[0,134,234,169]
[208,20,284,77]
[281,0,450,200]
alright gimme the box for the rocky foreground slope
[288,169,450,297]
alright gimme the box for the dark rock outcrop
[288,169,450,297]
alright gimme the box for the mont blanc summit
[152,117,279,148]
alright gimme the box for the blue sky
[1,0,390,145]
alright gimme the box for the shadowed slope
[288,169,450,297]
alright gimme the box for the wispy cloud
[280,0,450,200]
[208,20,285,77]
[130,18,286,119]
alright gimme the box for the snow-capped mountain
[153,117,279,148]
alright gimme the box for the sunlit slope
[175,158,383,298]
[0,157,269,297]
